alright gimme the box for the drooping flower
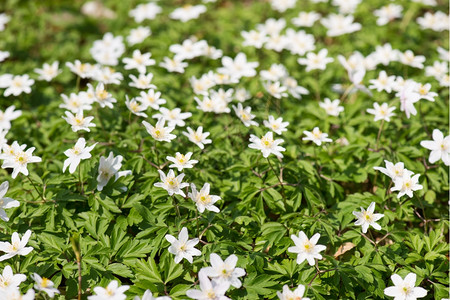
[97,152,132,191]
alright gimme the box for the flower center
[41,278,50,288]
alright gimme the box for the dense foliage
[0,0,448,299]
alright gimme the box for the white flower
[186,271,229,300]
[248,131,285,158]
[92,66,123,85]
[170,39,204,61]
[425,61,448,79]
[414,83,437,102]
[282,76,309,99]
[62,110,96,132]
[374,160,406,181]
[270,0,296,12]
[373,4,403,26]
[34,61,61,81]
[201,253,245,289]
[288,231,326,266]
[66,60,94,78]
[399,50,425,69]
[366,103,396,122]
[0,265,26,291]
[373,43,400,66]
[277,285,310,300]
[134,290,171,300]
[189,183,220,213]
[143,118,176,142]
[31,273,60,298]
[88,280,130,300]
[264,34,289,52]
[319,98,344,116]
[232,103,258,127]
[166,152,198,171]
[63,138,97,174]
[165,227,201,264]
[136,89,166,110]
[127,26,151,46]
[260,64,288,82]
[0,230,33,261]
[0,181,20,222]
[397,82,421,119]
[60,93,92,113]
[284,29,315,56]
[126,96,148,118]
[257,18,286,36]
[155,170,189,197]
[97,152,132,192]
[129,73,157,89]
[129,2,161,23]
[369,71,396,93]
[0,13,10,31]
[0,105,22,131]
[93,83,117,109]
[292,11,321,27]
[303,127,332,146]
[420,129,450,166]
[263,81,288,99]
[0,51,9,62]
[263,116,289,135]
[160,57,188,73]
[0,143,42,179]
[352,202,384,233]
[391,170,423,198]
[170,5,206,22]
[183,127,212,149]
[153,108,192,128]
[233,89,250,103]
[0,288,35,300]
[218,53,259,79]
[298,49,334,72]
[123,50,156,74]
[241,30,268,49]
[321,14,361,36]
[4,75,34,97]
[384,273,427,300]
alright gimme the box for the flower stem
[26,175,46,201]
[376,120,385,150]
[266,157,286,203]
[78,164,84,195]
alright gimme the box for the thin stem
[172,195,181,217]
[26,175,46,201]
[154,139,160,167]
[76,76,81,91]
[375,120,385,150]
[78,164,84,195]
[340,84,354,103]
[266,157,286,203]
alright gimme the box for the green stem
[267,157,286,203]
[376,120,385,150]
[26,175,46,201]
